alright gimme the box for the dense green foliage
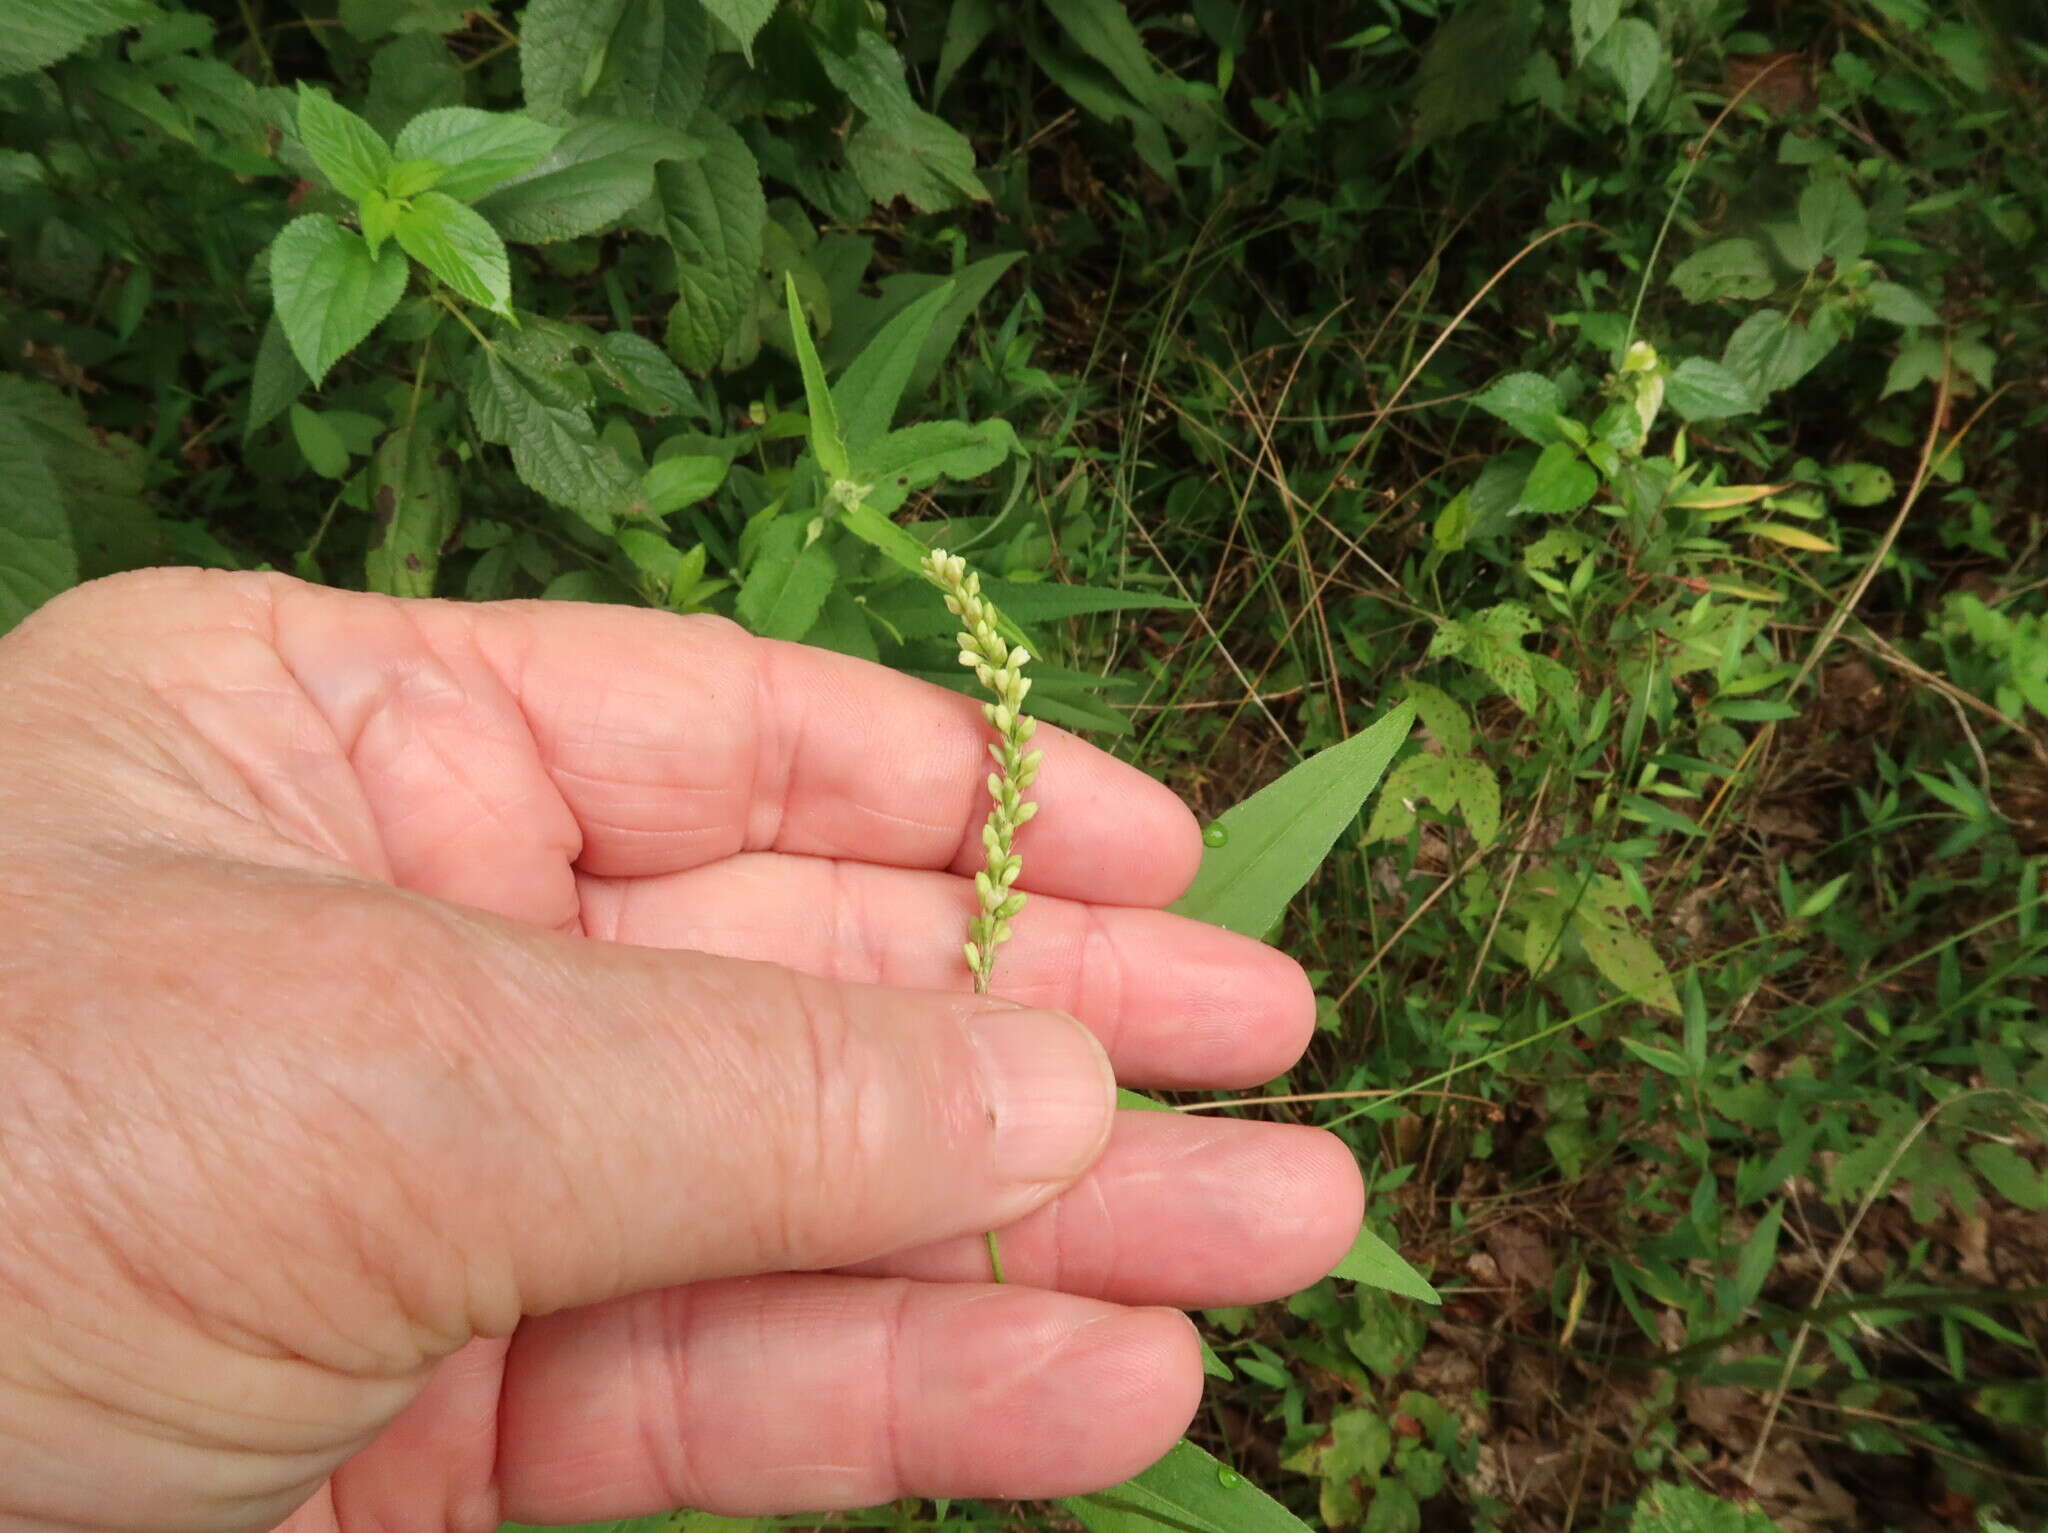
[5,0,2047,1528]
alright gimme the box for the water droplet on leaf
[1202,824,1229,848]
[1216,1466,1244,1489]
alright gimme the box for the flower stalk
[923,548,1043,1288]
[922,549,1043,997]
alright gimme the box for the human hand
[0,570,1362,1533]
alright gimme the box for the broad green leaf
[0,403,77,632]
[269,213,412,385]
[0,375,155,581]
[1571,903,1680,1015]
[473,354,638,525]
[1170,702,1417,937]
[296,85,395,203]
[395,191,512,314]
[1569,0,1620,60]
[658,112,766,372]
[832,281,952,458]
[358,190,403,257]
[1668,238,1774,303]
[1430,604,1543,714]
[1472,372,1565,446]
[858,419,1016,513]
[1329,1222,1440,1303]
[393,107,563,200]
[384,157,447,198]
[1065,1439,1312,1533]
[1412,0,1535,147]
[1366,753,1501,849]
[1521,441,1599,514]
[1401,680,1474,756]
[783,272,849,480]
[1798,177,1868,265]
[519,0,632,122]
[1665,357,1756,422]
[1042,0,1179,116]
[737,516,833,640]
[1629,1482,1778,1533]
[1591,16,1662,121]
[1866,280,1939,327]
[641,455,725,514]
[592,333,702,420]
[0,0,155,78]
[654,0,710,124]
[365,422,458,597]
[477,118,701,244]
[1967,1143,2048,1211]
[365,32,466,138]
[290,403,352,479]
[1721,310,1832,399]
[701,0,776,61]
[844,115,986,212]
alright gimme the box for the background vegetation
[3,0,2045,1529]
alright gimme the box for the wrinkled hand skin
[0,571,1361,1533]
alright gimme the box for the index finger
[314,588,1205,905]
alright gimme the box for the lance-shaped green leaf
[395,191,512,314]
[832,280,951,458]
[295,85,395,202]
[1065,1439,1313,1533]
[1170,701,1417,937]
[269,213,412,385]
[393,107,563,201]
[0,0,155,78]
[783,271,849,481]
[1330,1221,1440,1302]
[365,423,458,597]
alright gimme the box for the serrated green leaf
[476,118,700,244]
[0,0,155,78]
[1799,177,1868,265]
[1473,371,1565,446]
[1592,15,1661,120]
[269,213,412,386]
[365,422,458,596]
[592,333,701,419]
[296,85,395,203]
[1669,238,1774,303]
[784,271,849,480]
[393,107,563,200]
[737,516,834,640]
[1521,441,1599,513]
[0,404,76,632]
[1866,280,1939,327]
[844,115,986,211]
[1171,703,1416,937]
[1066,1439,1314,1533]
[1330,1222,1439,1302]
[658,112,765,372]
[474,353,637,525]
[701,0,776,60]
[519,0,633,122]
[395,191,511,313]
[0,375,155,581]
[1629,1482,1778,1533]
[1401,680,1474,756]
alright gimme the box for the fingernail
[966,1009,1116,1183]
